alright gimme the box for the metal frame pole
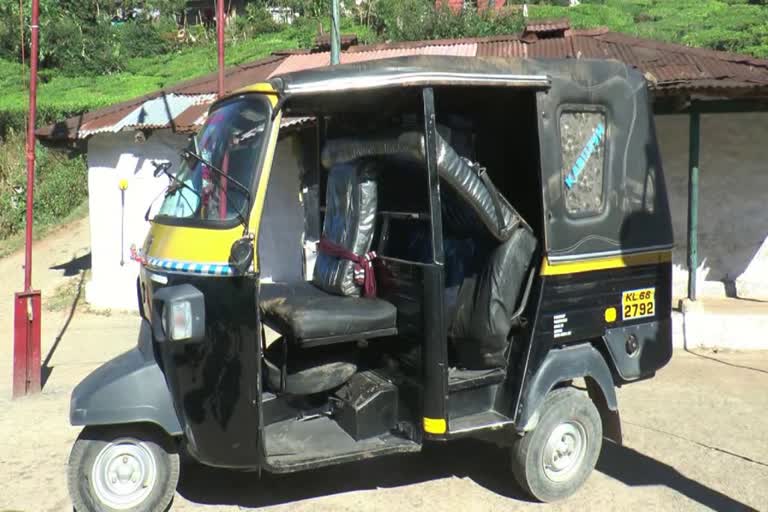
[14,0,42,397]
[216,0,225,97]
[330,0,340,65]
[24,0,38,291]
[687,107,701,301]
[420,87,448,436]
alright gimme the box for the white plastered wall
[258,134,307,283]
[656,112,768,300]
[85,130,188,310]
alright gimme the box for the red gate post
[216,0,225,97]
[13,292,41,396]
[13,0,42,398]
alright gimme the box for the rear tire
[68,425,180,512]
[510,388,602,502]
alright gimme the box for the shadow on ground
[177,438,757,510]
[50,252,91,277]
[41,253,91,388]
[177,439,528,508]
[597,442,758,511]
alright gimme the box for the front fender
[70,321,182,436]
[517,343,620,442]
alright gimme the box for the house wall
[85,131,188,310]
[259,134,305,283]
[84,131,304,310]
[655,112,768,300]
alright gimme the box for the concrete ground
[1,219,767,511]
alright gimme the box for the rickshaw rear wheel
[68,424,180,512]
[510,387,602,502]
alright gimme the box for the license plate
[622,287,655,320]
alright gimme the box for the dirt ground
[1,219,767,511]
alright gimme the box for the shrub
[229,3,280,43]
[0,130,87,239]
[116,18,176,59]
[376,1,523,41]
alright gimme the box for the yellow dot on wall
[604,307,617,323]
[118,178,129,191]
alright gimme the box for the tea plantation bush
[0,131,87,239]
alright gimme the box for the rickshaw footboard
[263,416,420,473]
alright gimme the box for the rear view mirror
[229,237,254,274]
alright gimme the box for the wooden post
[687,108,700,301]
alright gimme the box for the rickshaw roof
[261,55,640,97]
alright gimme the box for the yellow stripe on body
[540,250,672,276]
[423,417,447,434]
[249,109,282,273]
[231,82,278,96]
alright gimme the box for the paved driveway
[1,307,765,512]
[3,216,765,511]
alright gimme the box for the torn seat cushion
[260,282,396,345]
[313,160,378,296]
[449,227,538,369]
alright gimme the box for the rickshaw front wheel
[510,388,602,502]
[68,425,180,512]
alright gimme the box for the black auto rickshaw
[67,56,674,511]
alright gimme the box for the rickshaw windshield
[156,96,271,225]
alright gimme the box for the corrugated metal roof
[173,103,212,133]
[171,56,284,95]
[268,44,478,76]
[476,39,527,58]
[525,18,571,34]
[528,37,574,59]
[38,27,768,142]
[111,94,213,134]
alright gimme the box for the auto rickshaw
[67,56,674,511]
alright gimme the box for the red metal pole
[24,0,38,290]
[216,0,225,97]
[14,0,42,398]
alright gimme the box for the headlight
[168,300,193,340]
[151,284,205,343]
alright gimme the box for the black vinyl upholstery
[260,282,397,346]
[260,158,396,348]
[449,227,538,369]
[312,160,378,296]
[263,338,358,395]
[322,131,526,242]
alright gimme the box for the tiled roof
[38,27,768,141]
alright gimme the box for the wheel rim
[91,438,158,510]
[542,420,588,483]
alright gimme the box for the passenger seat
[259,159,397,394]
[449,226,538,369]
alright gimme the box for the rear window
[560,111,607,215]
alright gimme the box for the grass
[0,200,88,259]
[0,32,303,130]
[0,18,375,133]
[529,0,768,57]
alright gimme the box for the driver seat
[260,159,397,394]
